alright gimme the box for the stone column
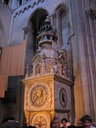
[11,0,18,9]
[87,11,96,121]
[55,11,62,50]
[70,0,91,122]
[84,0,96,120]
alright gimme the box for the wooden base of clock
[22,73,73,128]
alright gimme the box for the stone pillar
[87,11,96,121]
[11,0,18,9]
[56,11,62,50]
[84,0,96,121]
[70,0,91,123]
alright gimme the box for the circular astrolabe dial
[30,85,47,107]
[33,116,47,128]
[59,88,67,108]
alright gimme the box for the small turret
[37,16,57,48]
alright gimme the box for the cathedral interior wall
[0,0,96,125]
[11,0,68,45]
[0,2,12,46]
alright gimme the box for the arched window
[55,4,69,50]
[27,9,48,54]
[25,9,48,66]
[61,11,69,50]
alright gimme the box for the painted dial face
[59,88,67,108]
[30,85,47,107]
[33,116,47,128]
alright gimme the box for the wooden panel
[0,40,26,76]
[0,75,8,98]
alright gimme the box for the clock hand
[32,89,44,105]
[41,89,44,97]
[32,96,39,105]
[32,91,40,105]
[62,93,65,103]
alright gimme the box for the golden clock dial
[30,85,47,107]
[59,88,67,108]
[33,116,47,128]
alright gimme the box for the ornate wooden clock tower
[22,17,73,128]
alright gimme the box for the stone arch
[54,2,68,13]
[27,8,48,53]
[54,3,69,50]
[25,8,48,67]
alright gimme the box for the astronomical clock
[22,17,73,128]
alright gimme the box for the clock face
[59,88,67,108]
[30,85,47,107]
[33,115,47,128]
